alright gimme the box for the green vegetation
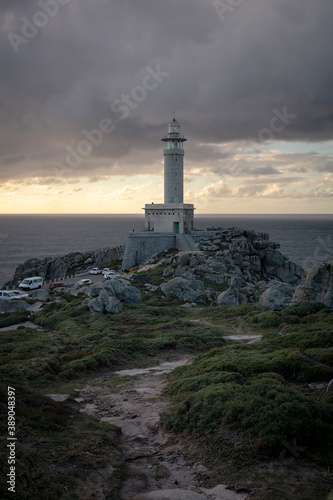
[0,289,332,499]
[161,302,333,498]
[0,309,30,328]
[0,384,125,500]
[0,295,225,386]
[164,346,332,450]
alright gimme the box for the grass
[0,310,30,328]
[0,384,125,499]
[1,289,333,499]
[160,302,333,498]
[0,296,226,386]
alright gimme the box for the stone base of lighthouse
[121,204,195,270]
[144,203,194,234]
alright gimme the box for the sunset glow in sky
[1,0,332,214]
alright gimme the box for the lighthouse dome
[168,117,180,134]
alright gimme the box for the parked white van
[19,276,44,290]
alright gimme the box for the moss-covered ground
[163,303,333,499]
[0,285,332,498]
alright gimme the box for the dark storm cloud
[0,0,333,183]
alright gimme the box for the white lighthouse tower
[144,116,194,234]
[162,116,187,204]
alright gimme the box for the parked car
[49,282,65,291]
[77,279,92,286]
[102,268,110,274]
[19,276,43,290]
[0,291,17,301]
[10,290,29,298]
[104,271,118,279]
[89,268,102,275]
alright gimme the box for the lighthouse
[162,116,187,204]
[144,116,194,234]
[122,117,196,269]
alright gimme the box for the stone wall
[121,232,176,270]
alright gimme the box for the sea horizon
[1,213,332,287]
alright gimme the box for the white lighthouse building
[144,117,195,234]
[122,117,196,269]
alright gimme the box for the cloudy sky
[1,0,332,214]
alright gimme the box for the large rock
[160,277,206,303]
[262,248,285,270]
[105,296,123,314]
[274,260,305,284]
[29,289,51,302]
[106,279,141,305]
[262,249,305,284]
[216,278,248,306]
[85,280,140,313]
[293,262,333,308]
[162,267,175,278]
[230,238,256,256]
[259,283,296,310]
[88,298,105,314]
[178,253,191,267]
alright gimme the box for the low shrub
[165,375,322,453]
[0,310,30,328]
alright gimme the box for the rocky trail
[77,356,249,500]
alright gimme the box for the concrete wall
[121,230,220,270]
[144,204,194,234]
[121,232,176,270]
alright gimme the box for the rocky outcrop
[134,227,316,310]
[83,279,141,314]
[137,227,308,308]
[160,277,206,304]
[193,227,305,285]
[216,278,248,306]
[108,279,141,305]
[293,262,333,308]
[105,296,124,314]
[5,246,124,288]
[259,283,296,310]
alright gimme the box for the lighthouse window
[175,172,178,176]
[175,187,177,190]
[175,158,178,162]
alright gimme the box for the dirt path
[0,320,44,332]
[78,356,248,500]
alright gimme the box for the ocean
[0,214,332,287]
